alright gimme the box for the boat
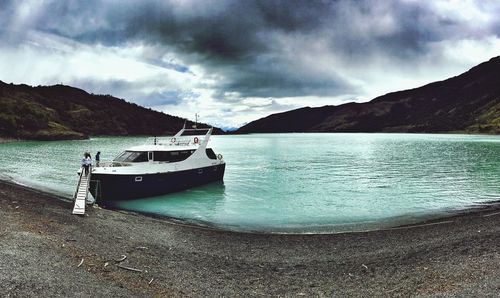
[87,125,225,202]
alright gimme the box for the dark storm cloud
[214,59,353,99]
[68,78,188,107]
[1,0,498,100]
[138,90,197,106]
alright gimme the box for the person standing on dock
[82,152,92,176]
[95,151,101,167]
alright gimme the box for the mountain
[237,57,500,134]
[0,81,221,140]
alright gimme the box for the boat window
[114,151,149,162]
[153,150,193,162]
[114,151,132,162]
[134,152,149,162]
[205,148,217,160]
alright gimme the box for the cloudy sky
[1,0,499,129]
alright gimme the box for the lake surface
[1,134,499,233]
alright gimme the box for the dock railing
[72,165,92,215]
[73,166,85,199]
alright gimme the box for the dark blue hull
[89,163,225,202]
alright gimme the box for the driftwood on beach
[115,255,127,262]
[116,264,143,273]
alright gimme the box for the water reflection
[114,181,227,224]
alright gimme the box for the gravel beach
[1,180,500,297]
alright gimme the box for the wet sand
[1,180,500,297]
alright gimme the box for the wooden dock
[72,167,91,215]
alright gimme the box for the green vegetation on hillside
[0,81,217,140]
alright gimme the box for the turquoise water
[0,134,499,233]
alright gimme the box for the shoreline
[3,177,500,235]
[1,180,500,296]
[1,130,498,143]
[0,137,16,144]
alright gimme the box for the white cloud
[0,30,197,97]
[1,0,500,129]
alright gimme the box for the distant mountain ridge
[237,57,500,134]
[0,81,220,140]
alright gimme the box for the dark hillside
[0,82,220,140]
[237,56,500,134]
[237,106,339,133]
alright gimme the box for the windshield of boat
[180,129,209,136]
[114,151,149,162]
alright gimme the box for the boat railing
[94,161,132,168]
[144,136,205,146]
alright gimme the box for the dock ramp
[72,167,91,215]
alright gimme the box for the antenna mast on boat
[194,113,199,129]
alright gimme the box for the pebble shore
[1,180,499,297]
